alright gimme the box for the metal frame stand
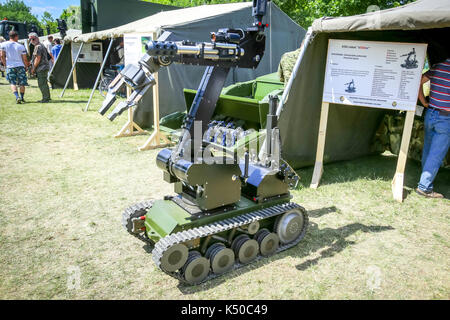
[60,42,84,98]
[84,38,114,112]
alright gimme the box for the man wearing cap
[0,30,30,103]
[29,32,51,103]
[416,57,450,198]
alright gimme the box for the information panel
[124,33,153,66]
[71,42,103,63]
[322,39,427,111]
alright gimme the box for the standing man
[416,57,450,198]
[29,32,51,103]
[0,31,29,104]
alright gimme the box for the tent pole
[47,42,65,83]
[84,38,114,112]
[60,42,84,98]
[276,27,315,117]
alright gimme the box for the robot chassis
[99,0,308,285]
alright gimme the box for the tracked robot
[99,0,308,285]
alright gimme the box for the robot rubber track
[129,201,308,285]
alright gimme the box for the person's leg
[418,112,450,192]
[6,68,20,102]
[10,84,18,97]
[421,109,435,169]
[37,70,51,102]
[17,67,28,102]
[19,85,25,101]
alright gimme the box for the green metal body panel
[144,195,290,243]
[159,72,284,133]
[184,72,284,130]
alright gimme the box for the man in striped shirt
[416,58,450,198]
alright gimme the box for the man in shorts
[0,30,30,103]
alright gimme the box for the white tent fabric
[39,29,81,42]
[312,0,450,33]
[66,2,252,43]
[63,2,305,128]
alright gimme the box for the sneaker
[16,98,22,104]
[20,98,25,103]
[38,99,50,103]
[415,188,444,199]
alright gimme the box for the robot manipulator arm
[98,0,269,121]
[98,53,162,121]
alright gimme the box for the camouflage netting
[372,112,450,168]
[277,48,300,83]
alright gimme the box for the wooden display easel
[114,87,148,138]
[115,31,171,149]
[310,101,416,203]
[138,69,172,151]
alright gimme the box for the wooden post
[138,69,171,150]
[72,43,79,91]
[310,101,330,188]
[114,87,148,138]
[391,110,415,202]
[138,31,172,151]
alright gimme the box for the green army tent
[277,0,450,169]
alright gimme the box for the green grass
[0,77,449,299]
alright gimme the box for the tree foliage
[0,0,39,25]
[60,6,82,30]
[144,0,414,28]
[40,11,58,35]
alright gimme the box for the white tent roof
[66,2,252,43]
[311,0,450,33]
[39,29,81,42]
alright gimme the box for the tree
[40,11,58,35]
[0,0,39,25]
[144,0,414,28]
[60,5,81,30]
[272,0,414,28]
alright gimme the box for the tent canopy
[66,2,253,43]
[312,0,450,32]
[279,0,450,169]
[39,29,81,42]
[61,2,305,128]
